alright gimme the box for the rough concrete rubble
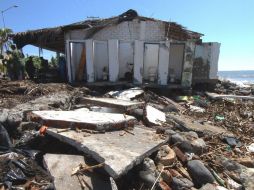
[0,79,253,190]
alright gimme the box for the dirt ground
[0,79,74,109]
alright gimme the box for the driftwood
[206,92,254,101]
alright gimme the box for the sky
[0,0,253,71]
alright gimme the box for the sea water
[218,70,254,84]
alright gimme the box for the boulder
[187,160,215,188]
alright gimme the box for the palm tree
[0,28,13,55]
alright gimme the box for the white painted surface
[146,105,166,125]
[210,43,220,79]
[194,42,221,80]
[94,41,109,81]
[85,39,95,82]
[119,42,134,79]
[92,20,165,42]
[66,40,72,82]
[33,110,135,125]
[143,43,159,81]
[108,39,119,82]
[107,87,144,100]
[158,42,170,85]
[169,44,185,80]
[133,40,144,84]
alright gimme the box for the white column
[209,42,221,79]
[108,39,119,82]
[158,41,170,85]
[133,40,144,84]
[65,40,72,83]
[85,39,95,82]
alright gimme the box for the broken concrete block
[156,145,176,166]
[47,126,168,179]
[31,110,136,131]
[43,154,111,190]
[106,87,144,100]
[79,97,144,111]
[145,105,166,126]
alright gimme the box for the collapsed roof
[11,9,203,53]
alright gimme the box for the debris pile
[0,79,253,190]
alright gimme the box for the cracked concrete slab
[79,97,144,111]
[43,154,112,190]
[46,126,168,179]
[31,110,136,131]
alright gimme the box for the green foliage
[0,28,13,55]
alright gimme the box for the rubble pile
[0,79,253,190]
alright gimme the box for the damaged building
[12,9,220,88]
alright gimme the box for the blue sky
[0,0,253,71]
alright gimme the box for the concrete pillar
[181,40,196,87]
[85,39,95,82]
[134,40,144,84]
[158,41,170,85]
[108,39,119,82]
[65,40,72,83]
[209,42,221,79]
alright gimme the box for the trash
[223,136,242,147]
[215,115,225,121]
[189,105,205,113]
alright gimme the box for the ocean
[218,70,254,84]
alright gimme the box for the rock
[216,156,254,190]
[139,170,157,187]
[139,158,158,187]
[18,122,40,132]
[187,160,215,188]
[191,138,206,154]
[161,170,172,185]
[0,124,12,147]
[156,145,176,166]
[171,177,194,190]
[198,183,223,190]
[171,132,206,155]
[0,108,8,124]
[227,178,243,190]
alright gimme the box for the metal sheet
[143,44,159,81]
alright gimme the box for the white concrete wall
[194,42,221,80]
[119,41,134,79]
[108,39,119,82]
[209,43,220,79]
[92,20,165,42]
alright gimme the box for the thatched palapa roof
[11,10,203,53]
